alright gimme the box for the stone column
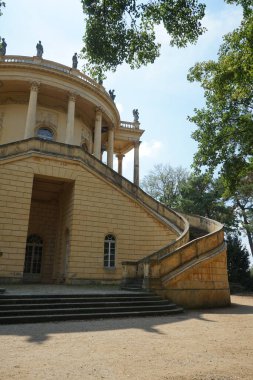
[107,127,114,169]
[65,93,76,145]
[134,141,141,186]
[93,108,102,159]
[24,82,39,139]
[116,153,125,176]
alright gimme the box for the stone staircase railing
[121,213,229,308]
[0,138,188,237]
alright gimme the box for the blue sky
[1,0,243,180]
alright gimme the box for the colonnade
[24,82,140,185]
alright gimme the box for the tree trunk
[236,198,253,257]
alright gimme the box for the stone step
[0,308,184,324]
[0,292,183,324]
[0,295,161,305]
[0,292,154,300]
[0,300,172,310]
[0,304,180,317]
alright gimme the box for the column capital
[116,153,125,159]
[95,106,104,115]
[68,92,77,102]
[30,81,40,92]
[134,140,141,148]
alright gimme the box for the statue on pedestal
[72,53,78,69]
[0,38,7,56]
[133,109,139,122]
[109,89,116,101]
[36,41,43,58]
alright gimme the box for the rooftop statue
[0,38,7,56]
[109,89,116,101]
[72,53,78,69]
[36,41,43,58]
[133,109,139,122]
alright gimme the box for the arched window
[104,234,116,268]
[37,127,54,140]
[24,234,43,274]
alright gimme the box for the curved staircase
[122,213,230,308]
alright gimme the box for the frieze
[0,97,27,105]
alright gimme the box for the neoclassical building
[0,54,230,307]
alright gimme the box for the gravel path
[0,294,252,380]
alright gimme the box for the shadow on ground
[0,295,252,345]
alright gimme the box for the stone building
[0,54,230,307]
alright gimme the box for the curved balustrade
[150,215,224,279]
[0,55,110,99]
[120,121,140,130]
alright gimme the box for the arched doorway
[23,234,43,282]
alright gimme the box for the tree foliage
[141,163,189,208]
[230,182,253,255]
[225,0,253,17]
[226,234,252,289]
[80,0,206,77]
[141,165,236,230]
[179,173,236,230]
[188,11,253,191]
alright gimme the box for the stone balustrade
[0,55,110,99]
[122,213,225,293]
[120,121,140,130]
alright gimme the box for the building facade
[0,55,230,307]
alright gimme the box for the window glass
[37,128,54,140]
[104,234,116,268]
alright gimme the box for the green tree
[226,234,252,289]
[187,11,253,191]
[80,0,206,77]
[230,182,253,255]
[141,165,235,230]
[141,163,189,208]
[179,173,236,230]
